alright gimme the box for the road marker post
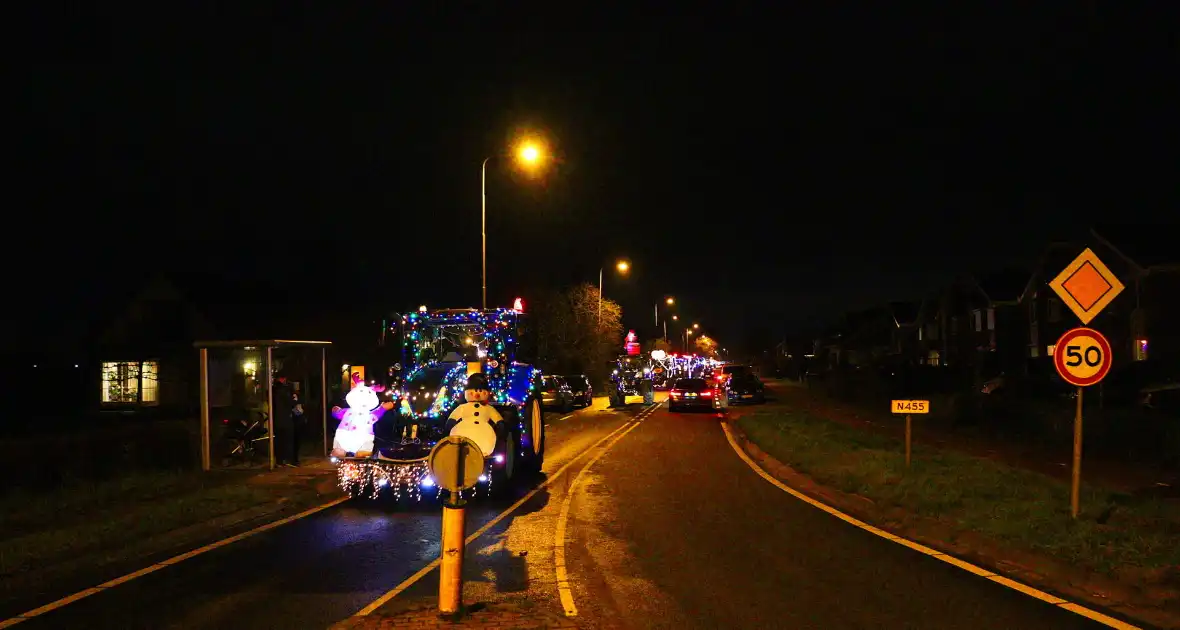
[427,435,486,616]
[1052,327,1114,519]
[890,400,928,468]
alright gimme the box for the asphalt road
[2,400,639,630]
[7,388,1143,629]
[381,388,1132,629]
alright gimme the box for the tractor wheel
[642,381,655,405]
[524,396,545,474]
[608,388,622,408]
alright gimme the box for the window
[1134,339,1148,362]
[926,350,940,366]
[986,308,995,331]
[101,361,159,405]
[918,327,923,341]
[972,310,982,332]
[1048,298,1062,323]
[1047,344,1056,357]
[140,361,159,404]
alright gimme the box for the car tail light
[701,391,713,397]
[670,390,682,397]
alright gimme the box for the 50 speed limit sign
[1054,327,1113,387]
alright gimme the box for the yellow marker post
[891,400,929,468]
[427,435,485,617]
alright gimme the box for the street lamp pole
[481,157,490,310]
[598,267,603,327]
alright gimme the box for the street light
[482,138,546,310]
[693,323,699,329]
[665,297,674,305]
[672,315,678,321]
[599,259,630,325]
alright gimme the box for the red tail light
[701,391,713,398]
[670,390,682,397]
[222,418,229,424]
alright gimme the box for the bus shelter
[193,339,332,471]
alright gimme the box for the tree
[643,338,672,355]
[535,283,624,388]
[694,334,719,358]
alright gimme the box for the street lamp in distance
[665,297,674,305]
[693,323,699,329]
[616,260,630,274]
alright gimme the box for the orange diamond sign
[1048,248,1124,325]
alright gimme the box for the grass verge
[0,469,324,578]
[737,406,1180,577]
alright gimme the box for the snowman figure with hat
[445,372,504,461]
[331,374,395,458]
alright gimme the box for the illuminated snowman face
[345,385,380,412]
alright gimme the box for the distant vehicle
[541,375,575,412]
[566,374,593,407]
[668,378,728,412]
[727,373,766,404]
[712,363,754,387]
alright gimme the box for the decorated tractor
[607,354,655,407]
[332,306,546,501]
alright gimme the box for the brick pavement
[330,601,580,630]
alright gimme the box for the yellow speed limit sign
[1053,327,1113,387]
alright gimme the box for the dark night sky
[11,4,1178,352]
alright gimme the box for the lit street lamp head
[616,260,630,273]
[666,297,674,305]
[672,315,679,321]
[518,143,541,164]
[693,323,699,329]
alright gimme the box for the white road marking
[719,422,1141,630]
[554,403,659,617]
[353,405,656,617]
[0,496,351,629]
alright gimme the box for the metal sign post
[1053,327,1113,519]
[428,435,486,617]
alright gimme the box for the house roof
[972,268,1031,304]
[887,301,921,326]
[1091,224,1179,269]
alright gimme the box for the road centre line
[719,422,1141,630]
[0,495,351,629]
[554,404,657,617]
[353,403,658,617]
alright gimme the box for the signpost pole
[439,443,468,616]
[905,414,912,468]
[1070,387,1084,519]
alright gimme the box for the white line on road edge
[353,404,659,617]
[558,414,574,422]
[554,403,657,617]
[0,495,351,629]
[719,422,1142,630]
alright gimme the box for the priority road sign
[1048,248,1124,325]
[1053,327,1113,387]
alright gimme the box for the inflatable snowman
[445,372,503,458]
[331,379,394,457]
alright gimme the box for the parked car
[668,378,728,412]
[566,374,593,407]
[541,375,575,412]
[727,373,765,404]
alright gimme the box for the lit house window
[1135,339,1148,362]
[101,361,159,405]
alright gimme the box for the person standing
[272,372,298,467]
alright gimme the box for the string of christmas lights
[337,458,498,500]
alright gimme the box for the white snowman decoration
[331,380,393,457]
[446,372,503,457]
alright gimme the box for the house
[835,306,896,367]
[920,269,1030,383]
[1021,227,1180,369]
[91,274,218,415]
[886,300,924,361]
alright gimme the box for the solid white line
[558,414,574,422]
[353,408,652,617]
[0,496,351,629]
[554,403,656,617]
[719,422,1141,630]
